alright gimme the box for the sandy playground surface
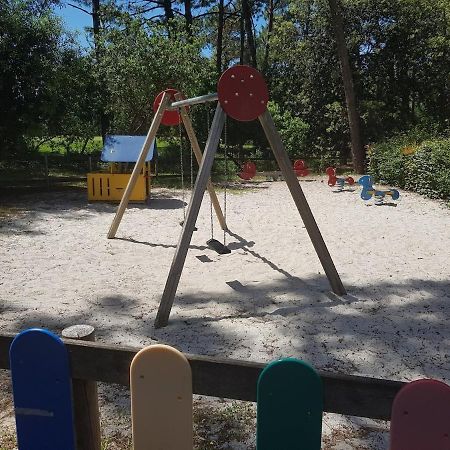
[0,176,449,449]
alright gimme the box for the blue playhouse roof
[101,135,156,163]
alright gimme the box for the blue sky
[53,2,92,48]
[54,2,265,53]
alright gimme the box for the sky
[53,2,93,49]
[53,1,265,55]
[52,1,216,56]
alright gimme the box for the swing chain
[190,129,194,193]
[207,108,214,240]
[179,116,186,221]
[223,116,228,246]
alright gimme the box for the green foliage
[25,136,103,154]
[265,0,450,161]
[0,0,98,158]
[348,0,450,135]
[368,134,450,200]
[0,1,62,157]
[267,101,309,158]
[97,19,214,135]
[42,51,100,143]
[405,140,450,200]
[2,0,449,186]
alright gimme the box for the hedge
[368,137,450,202]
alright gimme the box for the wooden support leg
[258,110,346,296]
[155,104,226,328]
[62,325,101,450]
[175,93,227,231]
[107,92,171,239]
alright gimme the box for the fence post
[62,325,101,450]
[44,154,50,189]
[88,155,92,172]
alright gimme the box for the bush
[267,101,309,158]
[368,135,450,201]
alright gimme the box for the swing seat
[207,239,231,255]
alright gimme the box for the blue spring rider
[358,175,400,203]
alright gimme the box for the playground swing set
[105,64,346,328]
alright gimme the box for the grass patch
[29,136,171,156]
[193,400,255,450]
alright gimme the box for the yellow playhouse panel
[88,173,150,202]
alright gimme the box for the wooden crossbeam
[0,333,404,420]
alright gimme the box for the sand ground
[1,176,449,449]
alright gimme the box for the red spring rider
[294,160,309,177]
[238,161,257,180]
[326,167,354,191]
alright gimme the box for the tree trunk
[92,0,100,44]
[328,0,365,173]
[217,0,224,75]
[81,137,90,154]
[242,0,257,68]
[163,0,174,21]
[91,0,109,144]
[262,0,274,74]
[184,0,192,36]
[239,1,245,64]
[304,0,311,38]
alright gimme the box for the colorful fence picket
[6,328,450,449]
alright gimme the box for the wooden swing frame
[107,66,346,328]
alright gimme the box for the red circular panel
[153,89,184,126]
[346,176,355,185]
[217,66,269,122]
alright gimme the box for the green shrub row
[368,136,450,201]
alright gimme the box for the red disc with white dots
[217,65,269,122]
[153,89,185,126]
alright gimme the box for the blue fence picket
[9,328,76,450]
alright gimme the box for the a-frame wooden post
[175,93,227,231]
[107,92,171,239]
[107,90,227,239]
[156,78,346,327]
[155,104,226,328]
[259,110,346,296]
[156,108,346,328]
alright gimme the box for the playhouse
[87,135,157,202]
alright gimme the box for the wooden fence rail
[0,332,404,421]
